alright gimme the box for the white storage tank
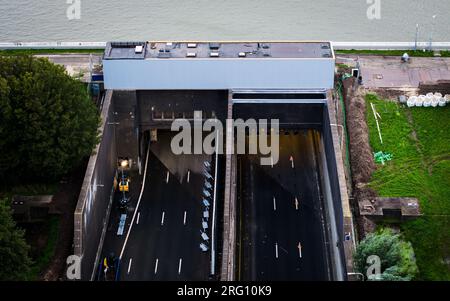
[407,96,417,107]
[416,95,425,107]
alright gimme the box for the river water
[0,0,449,42]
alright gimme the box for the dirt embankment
[342,78,378,236]
[419,80,450,95]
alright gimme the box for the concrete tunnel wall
[321,105,347,280]
[74,91,117,280]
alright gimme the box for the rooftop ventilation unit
[135,45,143,53]
[238,52,246,57]
[157,50,171,58]
[186,52,197,57]
[210,52,219,57]
[187,43,197,48]
[209,43,220,50]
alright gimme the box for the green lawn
[365,94,450,280]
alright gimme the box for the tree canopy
[0,56,100,182]
[0,198,32,280]
[354,228,418,281]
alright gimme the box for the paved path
[337,55,450,88]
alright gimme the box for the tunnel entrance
[232,97,345,281]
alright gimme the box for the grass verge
[336,49,436,57]
[365,94,450,280]
[0,48,104,56]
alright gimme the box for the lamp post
[429,15,437,51]
[414,23,419,51]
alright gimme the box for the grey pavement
[337,55,450,88]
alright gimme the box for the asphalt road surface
[238,129,331,280]
[100,132,215,280]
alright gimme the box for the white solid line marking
[187,170,190,183]
[295,197,299,210]
[154,258,159,274]
[183,211,187,225]
[127,258,132,274]
[273,197,276,211]
[298,242,303,258]
[166,171,169,183]
[271,156,274,168]
[275,243,279,258]
[178,258,182,275]
[161,211,165,226]
[136,212,140,224]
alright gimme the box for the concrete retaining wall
[74,90,117,280]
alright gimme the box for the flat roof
[104,41,333,60]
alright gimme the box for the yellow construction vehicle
[119,174,130,192]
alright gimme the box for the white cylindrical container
[416,95,425,107]
[438,97,447,107]
[431,97,439,107]
[407,96,417,107]
[424,95,432,107]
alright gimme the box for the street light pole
[414,23,419,51]
[429,15,437,51]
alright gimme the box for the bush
[0,198,33,280]
[0,56,100,182]
[354,228,418,281]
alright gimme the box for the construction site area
[335,53,450,280]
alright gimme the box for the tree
[0,198,33,280]
[354,228,418,281]
[0,55,100,182]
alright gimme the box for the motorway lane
[119,132,213,281]
[239,129,330,280]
